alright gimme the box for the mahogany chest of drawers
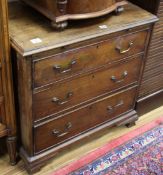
[8,1,157,173]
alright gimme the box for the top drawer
[33,30,148,88]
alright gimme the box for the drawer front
[33,30,147,88]
[33,57,142,121]
[34,87,137,153]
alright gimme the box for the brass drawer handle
[107,100,124,112]
[116,41,133,54]
[53,60,76,74]
[52,92,73,105]
[111,71,128,83]
[52,122,72,138]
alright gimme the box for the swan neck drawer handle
[53,60,76,74]
[116,41,133,54]
[52,122,72,138]
[52,92,73,105]
[111,71,128,83]
[107,100,124,112]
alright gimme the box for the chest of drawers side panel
[17,54,34,156]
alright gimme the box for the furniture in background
[21,0,127,29]
[8,1,157,173]
[129,0,163,112]
[0,0,17,165]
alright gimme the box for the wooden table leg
[7,136,17,165]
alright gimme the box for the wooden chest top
[8,2,157,56]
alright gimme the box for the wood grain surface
[8,2,157,56]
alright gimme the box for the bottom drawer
[34,86,137,153]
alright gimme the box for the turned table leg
[7,136,17,165]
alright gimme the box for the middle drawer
[33,56,142,121]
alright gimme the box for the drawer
[34,86,137,153]
[33,57,142,121]
[33,30,148,88]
